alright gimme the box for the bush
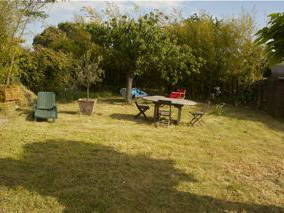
[20,48,75,94]
[170,13,267,104]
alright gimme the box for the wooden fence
[257,77,284,118]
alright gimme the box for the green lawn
[0,98,283,212]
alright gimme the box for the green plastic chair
[34,92,58,121]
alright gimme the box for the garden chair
[169,89,186,99]
[34,92,58,122]
[189,101,210,126]
[134,101,150,120]
[156,100,172,126]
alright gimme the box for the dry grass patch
[0,97,283,212]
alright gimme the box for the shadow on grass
[110,113,154,125]
[59,110,79,115]
[16,108,34,121]
[16,108,52,122]
[0,139,283,212]
[99,97,127,105]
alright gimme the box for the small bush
[57,89,116,103]
[212,103,226,116]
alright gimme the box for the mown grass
[0,97,283,212]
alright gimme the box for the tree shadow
[0,139,283,212]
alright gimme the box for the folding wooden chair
[134,101,150,120]
[189,101,210,126]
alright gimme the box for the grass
[0,97,283,212]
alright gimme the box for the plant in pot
[76,50,104,115]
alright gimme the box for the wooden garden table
[142,96,198,124]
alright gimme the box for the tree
[33,22,93,58]
[105,14,159,103]
[19,47,74,93]
[0,0,54,86]
[93,12,199,103]
[32,22,105,96]
[76,50,104,99]
[256,12,284,64]
[170,13,266,103]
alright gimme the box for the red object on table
[169,89,186,99]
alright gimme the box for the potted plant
[76,50,104,115]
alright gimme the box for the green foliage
[256,12,284,64]
[76,50,104,99]
[17,9,268,105]
[0,2,21,85]
[86,11,200,102]
[34,47,74,93]
[0,0,51,85]
[213,103,226,115]
[58,90,115,103]
[170,13,267,103]
[19,48,74,93]
[33,23,93,58]
[31,22,106,98]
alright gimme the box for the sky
[24,1,284,47]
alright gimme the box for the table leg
[154,103,158,122]
[177,106,183,125]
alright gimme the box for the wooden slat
[4,87,21,102]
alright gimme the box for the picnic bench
[142,96,197,124]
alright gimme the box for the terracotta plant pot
[78,98,97,115]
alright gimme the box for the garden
[0,1,283,212]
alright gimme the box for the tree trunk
[126,72,134,103]
[87,83,90,100]
[5,54,15,86]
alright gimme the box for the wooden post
[154,103,159,122]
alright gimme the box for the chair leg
[199,117,206,125]
[189,115,199,126]
[189,115,197,126]
[135,108,148,120]
[142,110,148,120]
[191,115,204,126]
